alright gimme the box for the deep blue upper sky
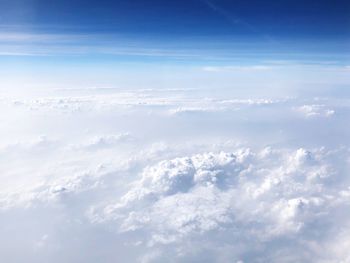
[1,0,350,39]
[0,0,349,66]
[0,0,349,89]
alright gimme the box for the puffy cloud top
[84,147,350,262]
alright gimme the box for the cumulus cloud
[83,147,350,262]
[1,86,350,262]
[3,139,350,262]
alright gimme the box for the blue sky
[1,0,350,37]
[1,0,349,59]
[0,0,349,90]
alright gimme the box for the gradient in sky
[0,0,349,93]
[1,1,350,263]
[0,0,349,61]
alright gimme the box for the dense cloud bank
[1,145,350,262]
[91,147,350,262]
[1,88,350,262]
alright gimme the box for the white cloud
[295,104,335,118]
[71,133,133,151]
[1,86,350,262]
[202,65,272,72]
[80,146,350,261]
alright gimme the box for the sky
[0,0,349,92]
[1,1,350,263]
[1,0,349,36]
[1,0,349,62]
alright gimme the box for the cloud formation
[296,104,335,118]
[1,87,350,262]
[86,147,350,262]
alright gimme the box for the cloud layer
[1,87,350,262]
[89,147,350,262]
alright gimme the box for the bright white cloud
[296,104,335,118]
[1,87,350,262]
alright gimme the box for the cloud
[82,146,350,262]
[72,133,133,151]
[0,32,214,59]
[1,86,350,262]
[168,106,227,115]
[202,65,272,72]
[295,104,335,118]
[1,135,350,262]
[0,142,350,262]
